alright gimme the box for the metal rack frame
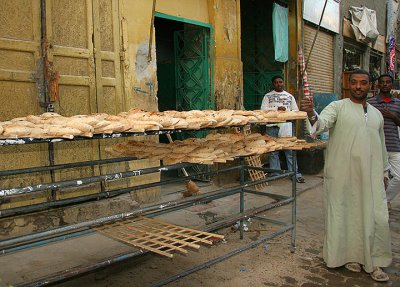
[0,124,298,287]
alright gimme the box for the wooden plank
[104,224,188,254]
[100,227,178,253]
[133,223,213,245]
[94,216,223,258]
[141,217,225,239]
[125,221,201,249]
[93,227,173,258]
[116,223,190,252]
[0,39,40,52]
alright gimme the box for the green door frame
[155,12,215,110]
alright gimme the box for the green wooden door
[174,27,211,180]
[174,27,211,113]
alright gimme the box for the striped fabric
[368,96,400,152]
[298,46,311,97]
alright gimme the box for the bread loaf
[3,125,32,138]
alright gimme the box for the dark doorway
[155,17,184,112]
[155,17,212,113]
[154,16,212,180]
[240,0,285,110]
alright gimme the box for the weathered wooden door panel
[46,0,101,199]
[93,0,128,190]
[0,0,52,208]
[93,0,124,114]
[0,0,42,124]
[0,0,138,206]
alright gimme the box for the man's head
[377,74,393,95]
[271,75,284,92]
[349,69,370,102]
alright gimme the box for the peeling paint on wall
[223,5,236,43]
[135,41,157,82]
[214,61,242,110]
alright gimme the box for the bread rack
[0,119,300,286]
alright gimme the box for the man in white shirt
[261,75,304,183]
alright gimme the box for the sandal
[370,267,389,282]
[296,176,305,183]
[345,262,362,273]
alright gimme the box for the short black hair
[378,74,394,83]
[271,75,283,83]
[349,69,371,82]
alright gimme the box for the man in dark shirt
[368,74,400,207]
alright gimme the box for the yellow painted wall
[157,0,209,23]
[120,0,158,112]
[0,0,245,211]
[209,0,243,109]
[120,0,243,111]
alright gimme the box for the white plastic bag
[278,123,293,137]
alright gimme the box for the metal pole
[48,142,57,201]
[291,149,297,253]
[0,157,136,176]
[0,163,191,197]
[13,199,294,286]
[304,0,328,72]
[291,120,297,253]
[1,230,94,256]
[239,157,245,240]
[16,250,147,287]
[0,129,181,146]
[0,182,244,249]
[0,165,240,217]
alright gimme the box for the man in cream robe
[302,69,392,281]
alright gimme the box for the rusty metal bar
[0,165,240,217]
[0,157,136,176]
[0,163,189,197]
[13,198,294,287]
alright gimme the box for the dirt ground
[53,176,400,287]
[0,175,399,287]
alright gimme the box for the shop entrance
[240,0,284,110]
[155,15,212,179]
[155,16,212,115]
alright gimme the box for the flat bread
[3,125,32,138]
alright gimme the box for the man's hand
[379,109,396,119]
[277,106,286,111]
[384,176,389,190]
[379,109,400,126]
[301,96,314,114]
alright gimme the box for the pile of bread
[105,133,324,165]
[0,109,307,140]
[266,135,326,150]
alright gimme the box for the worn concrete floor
[0,174,399,287]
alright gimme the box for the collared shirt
[368,95,400,152]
